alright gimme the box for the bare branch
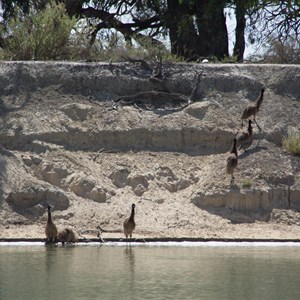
[121,55,153,71]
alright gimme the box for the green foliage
[1,0,299,62]
[128,36,180,62]
[0,1,76,60]
[220,55,239,63]
[242,179,253,188]
[69,31,179,62]
[68,20,104,61]
[282,130,300,156]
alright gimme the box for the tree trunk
[194,0,229,59]
[234,0,246,61]
[165,0,201,59]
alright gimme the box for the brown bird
[45,204,58,243]
[236,119,253,152]
[226,138,238,183]
[123,203,136,242]
[241,88,265,130]
[58,228,78,245]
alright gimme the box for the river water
[0,242,300,300]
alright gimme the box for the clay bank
[0,61,299,241]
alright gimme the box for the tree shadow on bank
[192,183,273,224]
[200,205,272,224]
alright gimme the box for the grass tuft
[282,130,300,156]
[242,179,253,188]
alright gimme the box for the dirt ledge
[0,62,299,240]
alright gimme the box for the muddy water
[0,242,300,300]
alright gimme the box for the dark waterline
[1,243,300,300]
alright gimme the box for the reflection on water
[1,243,300,300]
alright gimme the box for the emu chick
[58,228,78,244]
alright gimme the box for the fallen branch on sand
[97,225,122,233]
[114,69,203,110]
[115,91,189,105]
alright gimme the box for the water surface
[0,242,300,300]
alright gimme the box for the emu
[241,88,265,130]
[226,138,238,183]
[123,203,136,242]
[58,228,78,245]
[236,119,253,152]
[45,204,58,243]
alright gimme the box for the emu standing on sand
[123,203,136,242]
[45,204,58,243]
[58,228,78,245]
[241,88,265,130]
[226,138,238,183]
[236,119,253,152]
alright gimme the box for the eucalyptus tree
[232,0,300,60]
[249,0,300,43]
[1,0,298,61]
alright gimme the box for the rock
[128,174,149,196]
[21,155,33,166]
[68,171,107,203]
[31,155,42,165]
[176,178,191,190]
[155,166,177,180]
[109,168,130,188]
[184,101,211,119]
[60,103,92,121]
[133,184,147,196]
[89,186,107,203]
[5,180,69,210]
[41,162,70,187]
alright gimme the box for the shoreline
[1,237,300,243]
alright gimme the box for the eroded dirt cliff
[0,61,299,240]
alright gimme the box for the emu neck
[129,207,135,221]
[248,123,253,135]
[47,209,52,224]
[256,93,264,109]
[231,140,237,157]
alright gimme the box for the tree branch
[82,6,164,46]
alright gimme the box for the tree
[233,0,247,61]
[0,1,76,60]
[255,0,300,42]
[163,0,199,58]
[230,0,299,61]
[0,0,230,60]
[1,0,299,62]
[62,0,229,60]
[194,0,229,59]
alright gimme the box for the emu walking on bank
[236,119,253,152]
[123,203,136,242]
[45,204,58,243]
[58,228,78,245]
[226,138,238,183]
[241,88,265,130]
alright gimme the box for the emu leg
[253,116,261,131]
